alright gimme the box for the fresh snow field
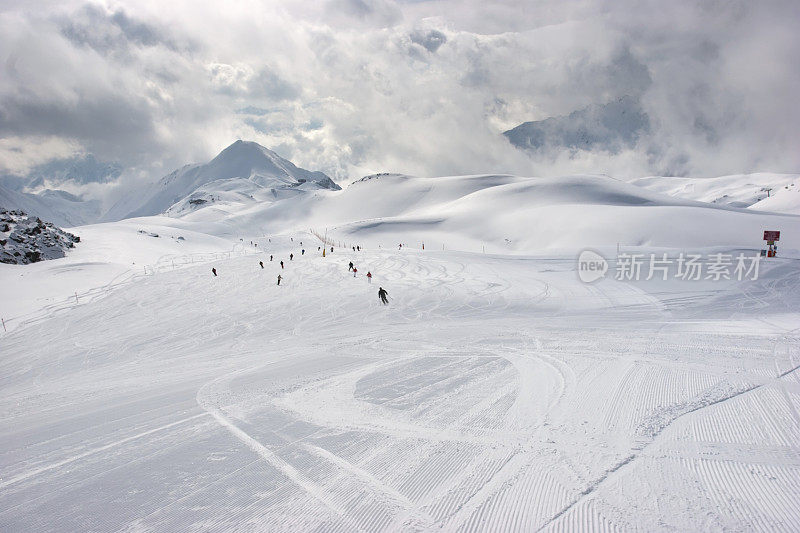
[2,171,800,531]
[630,173,800,214]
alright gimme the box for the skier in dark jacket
[280,260,284,269]
[212,267,217,277]
[378,287,388,304]
[259,261,264,269]
[277,274,282,285]
[290,253,294,261]
[348,261,354,271]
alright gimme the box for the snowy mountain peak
[108,140,340,220]
[216,139,275,159]
[205,140,291,180]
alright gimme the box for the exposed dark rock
[0,208,80,265]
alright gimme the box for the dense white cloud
[0,0,798,199]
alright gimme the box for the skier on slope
[277,274,282,285]
[366,271,372,283]
[259,261,264,269]
[212,267,217,277]
[290,253,294,261]
[270,255,273,261]
[348,261,354,271]
[378,287,389,305]
[280,260,284,269]
[301,249,305,255]
[353,267,358,277]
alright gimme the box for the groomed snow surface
[1,171,800,532]
[1,237,799,532]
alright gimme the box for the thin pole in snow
[2,317,6,332]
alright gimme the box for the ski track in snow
[1,235,800,531]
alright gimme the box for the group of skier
[349,260,380,298]
[212,240,389,304]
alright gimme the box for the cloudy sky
[1,0,798,189]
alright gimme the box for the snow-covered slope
[2,232,799,531]
[107,140,340,220]
[164,177,308,217]
[174,172,800,254]
[631,173,800,214]
[3,165,800,531]
[5,170,796,321]
[0,216,240,325]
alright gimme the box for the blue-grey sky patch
[59,4,191,56]
[410,29,447,53]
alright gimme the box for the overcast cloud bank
[1,0,798,205]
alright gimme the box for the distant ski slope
[3,170,798,328]
[172,172,800,253]
[631,172,800,214]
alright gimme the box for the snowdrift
[176,173,800,254]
